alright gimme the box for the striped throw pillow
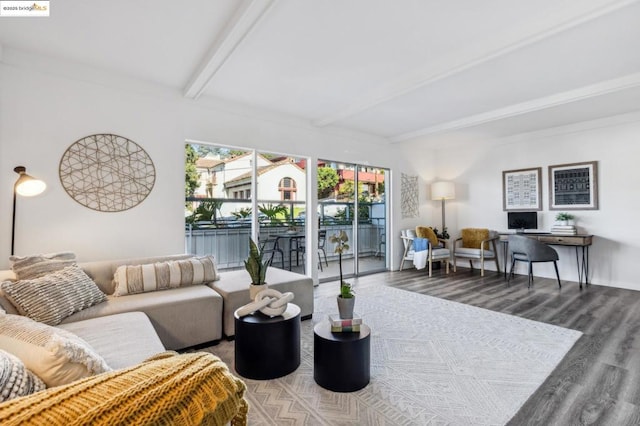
[10,252,77,280]
[112,256,220,297]
[1,265,107,326]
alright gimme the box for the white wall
[0,58,411,269]
[433,114,640,290]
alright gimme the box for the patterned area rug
[201,285,582,425]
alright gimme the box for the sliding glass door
[317,159,388,281]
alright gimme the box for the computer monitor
[507,212,537,232]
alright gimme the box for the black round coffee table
[313,321,370,392]
[234,303,300,380]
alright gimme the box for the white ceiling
[1,0,640,145]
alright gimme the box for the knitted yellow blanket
[0,351,248,426]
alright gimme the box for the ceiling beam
[183,0,276,99]
[313,0,639,128]
[390,72,640,143]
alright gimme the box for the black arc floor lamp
[11,166,46,255]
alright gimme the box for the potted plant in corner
[245,238,269,299]
[330,230,355,319]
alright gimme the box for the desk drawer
[538,235,590,246]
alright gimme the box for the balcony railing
[185,223,384,270]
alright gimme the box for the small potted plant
[329,230,355,319]
[555,212,574,226]
[244,238,269,299]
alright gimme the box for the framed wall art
[502,167,542,211]
[548,161,598,210]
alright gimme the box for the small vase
[250,283,268,300]
[337,296,355,319]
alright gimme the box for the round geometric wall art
[59,134,156,212]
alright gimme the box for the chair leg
[469,260,473,271]
[428,260,433,277]
[553,261,561,288]
[508,257,516,284]
[400,258,406,271]
[445,259,450,274]
[528,262,533,288]
[481,261,485,277]
[317,251,323,272]
[453,259,457,272]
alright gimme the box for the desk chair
[507,234,561,288]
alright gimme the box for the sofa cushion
[0,314,111,388]
[57,312,165,370]
[212,267,314,337]
[10,252,76,280]
[0,351,248,426]
[1,265,107,326]
[0,349,46,402]
[60,286,224,350]
[112,256,220,297]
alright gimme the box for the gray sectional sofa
[0,253,314,350]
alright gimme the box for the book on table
[328,314,362,327]
[331,324,361,333]
[328,314,363,332]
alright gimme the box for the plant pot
[250,283,268,300]
[558,220,569,226]
[337,296,355,319]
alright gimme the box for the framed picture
[502,167,542,211]
[549,161,598,210]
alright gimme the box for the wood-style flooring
[315,267,640,426]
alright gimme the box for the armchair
[400,228,450,277]
[452,228,500,277]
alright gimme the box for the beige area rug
[200,285,582,425]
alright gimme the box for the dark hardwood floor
[316,267,640,426]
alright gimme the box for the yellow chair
[452,228,500,276]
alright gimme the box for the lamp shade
[431,181,455,200]
[14,166,46,196]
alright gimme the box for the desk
[499,233,593,288]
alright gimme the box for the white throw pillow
[0,314,111,388]
[113,255,220,297]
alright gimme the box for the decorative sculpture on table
[236,289,294,318]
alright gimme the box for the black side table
[313,321,370,392]
[234,303,301,380]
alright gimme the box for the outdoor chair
[259,236,285,269]
[293,230,329,271]
[507,234,561,288]
[452,228,500,276]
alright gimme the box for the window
[279,177,297,201]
